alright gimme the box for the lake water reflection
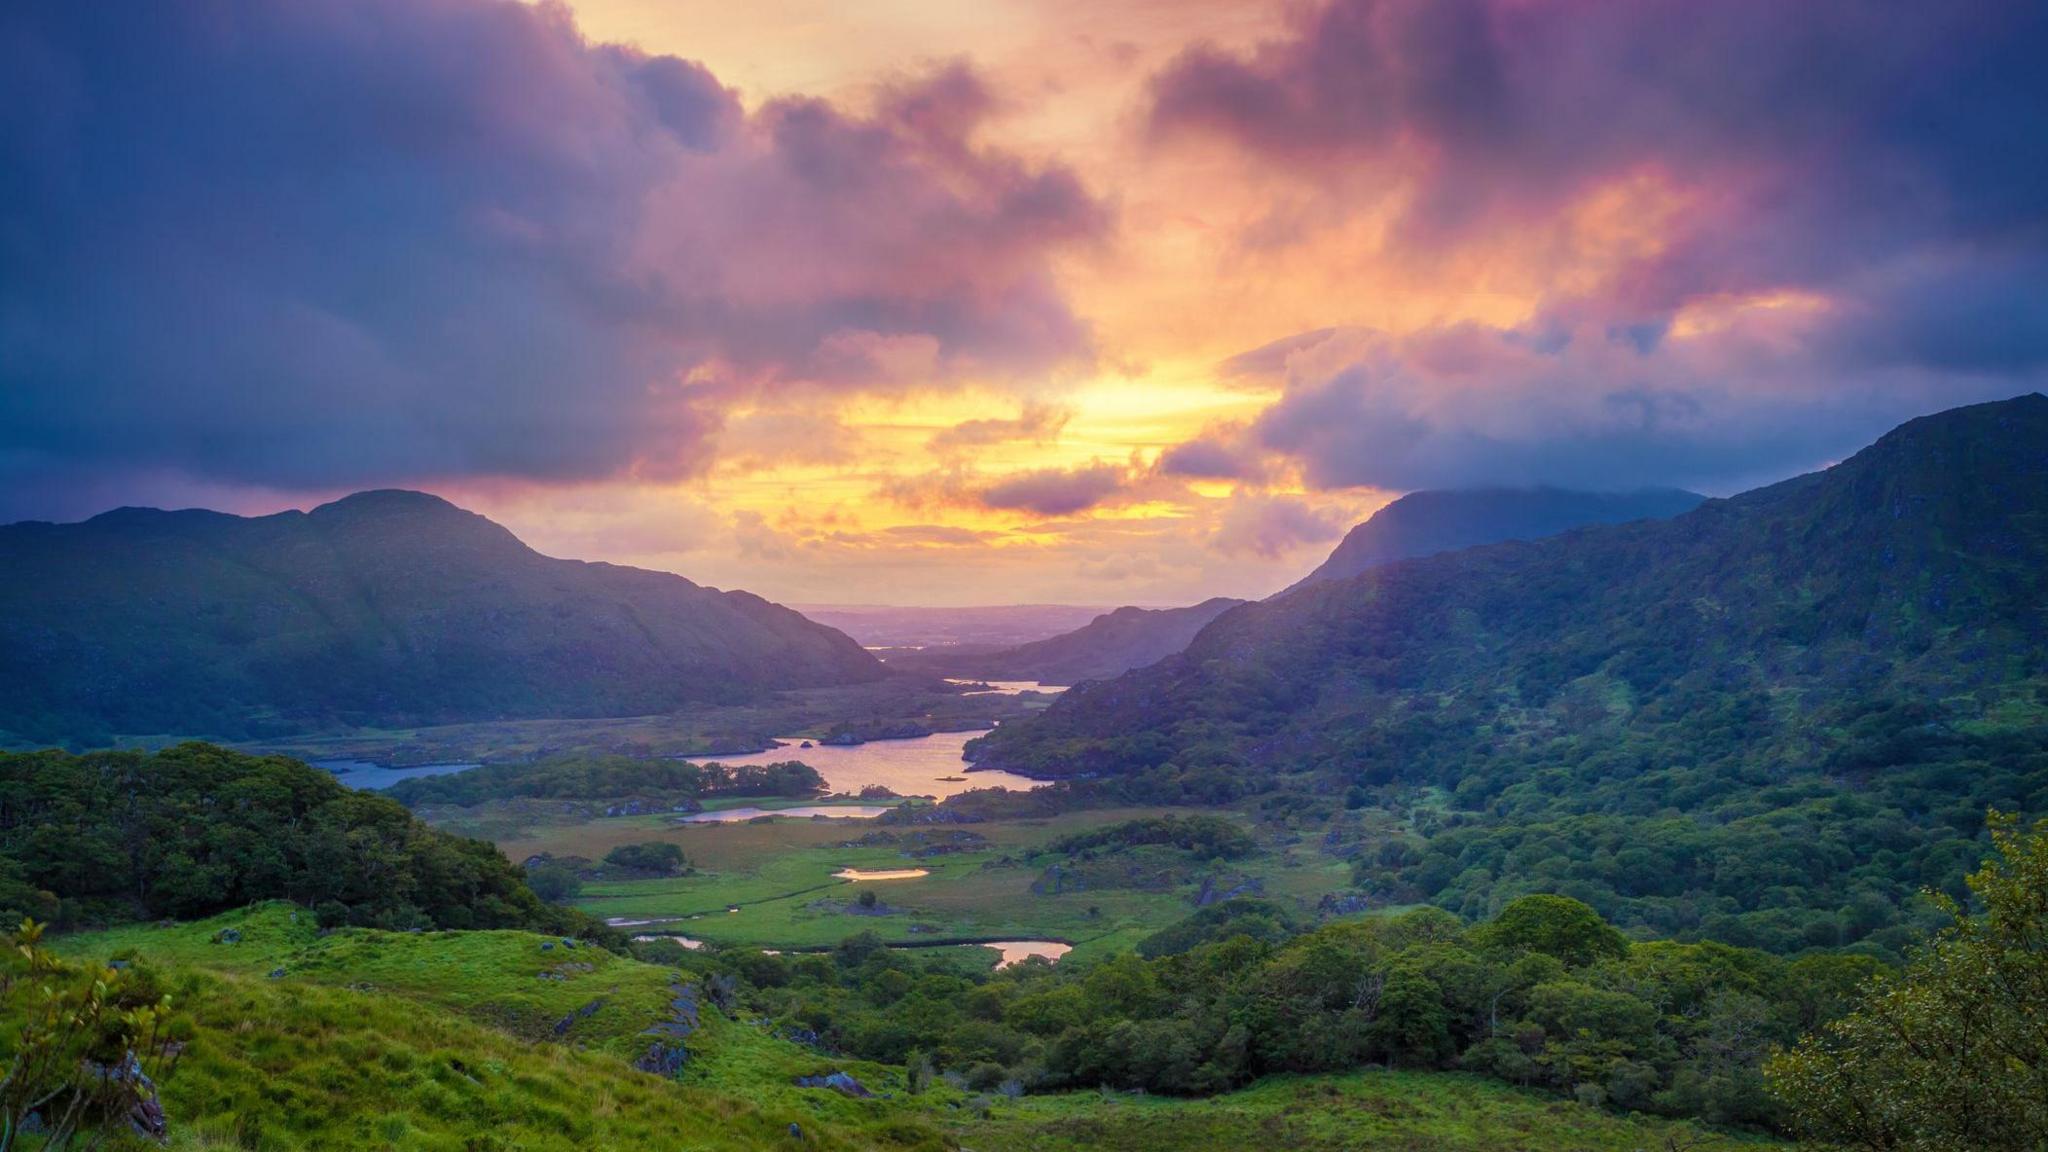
[703,729,1043,798]
[318,713,1055,798]
[315,759,479,791]
[675,805,893,823]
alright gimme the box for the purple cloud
[1148,0,2048,492]
[1209,494,1346,558]
[978,462,1131,517]
[929,401,1074,450]
[0,1,1107,520]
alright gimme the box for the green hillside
[0,490,884,747]
[40,905,1783,1151]
[971,395,2048,950]
[1286,487,1704,593]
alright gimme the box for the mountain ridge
[973,393,2048,781]
[0,490,885,747]
[1287,485,1706,593]
[884,596,1249,684]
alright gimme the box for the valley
[8,3,2045,1146]
[4,399,2044,1150]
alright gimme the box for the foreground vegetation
[16,767,2048,1150]
[31,905,1774,1151]
[0,744,596,935]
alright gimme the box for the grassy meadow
[495,803,1367,958]
[51,904,1780,1152]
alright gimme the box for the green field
[504,804,1366,958]
[52,906,1777,1151]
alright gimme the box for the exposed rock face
[794,1071,873,1098]
[551,998,605,1037]
[634,1043,689,1077]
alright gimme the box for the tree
[1479,895,1630,968]
[524,863,583,904]
[602,842,686,875]
[1767,812,2048,1149]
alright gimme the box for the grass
[960,1072,1784,1151]
[55,907,950,1151]
[536,806,1311,958]
[50,906,1797,1152]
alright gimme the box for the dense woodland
[0,743,593,935]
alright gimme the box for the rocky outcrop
[794,1071,873,1098]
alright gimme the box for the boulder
[794,1071,873,1098]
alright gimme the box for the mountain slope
[887,597,1247,684]
[0,490,883,745]
[967,396,2048,947]
[977,395,2048,779]
[1287,486,1704,592]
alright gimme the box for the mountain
[1287,486,1705,592]
[978,394,2048,778]
[885,597,1248,684]
[0,490,884,746]
[969,395,2048,948]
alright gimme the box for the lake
[701,729,1044,798]
[943,678,1068,696]
[675,805,894,823]
[318,720,1051,798]
[314,758,480,791]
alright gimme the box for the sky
[4,1,2046,606]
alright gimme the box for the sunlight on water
[832,867,930,880]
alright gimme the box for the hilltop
[1288,486,1704,592]
[885,597,1247,684]
[0,490,884,747]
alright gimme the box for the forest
[0,743,599,935]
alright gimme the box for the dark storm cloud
[1146,0,2048,492]
[0,1,1106,515]
[1239,326,2039,494]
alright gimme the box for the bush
[603,842,686,875]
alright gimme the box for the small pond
[676,805,893,824]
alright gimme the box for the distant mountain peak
[0,490,882,746]
[310,489,465,516]
[1286,485,1706,593]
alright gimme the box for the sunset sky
[5,1,2046,604]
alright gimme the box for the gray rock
[634,1041,689,1077]
[794,1071,873,1098]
